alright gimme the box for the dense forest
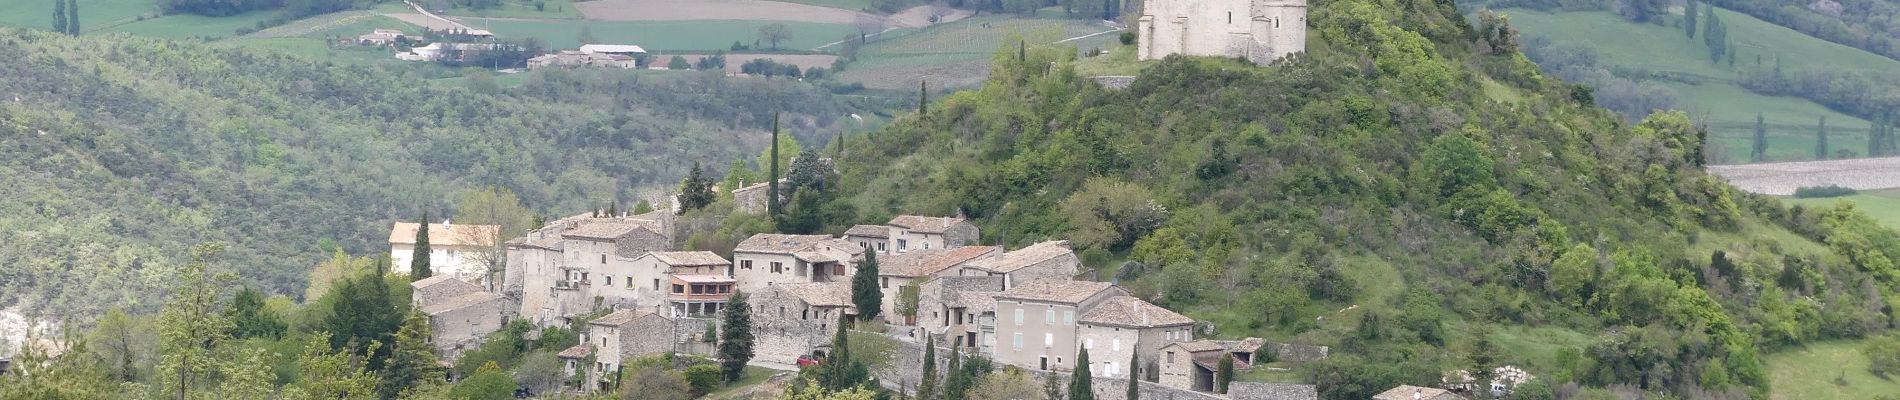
[0,27,881,319]
[805,0,1900,398]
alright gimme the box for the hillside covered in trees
[818,0,1900,398]
[0,28,881,318]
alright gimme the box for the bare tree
[758,24,792,50]
[854,14,885,41]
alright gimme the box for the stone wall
[1266,342,1328,362]
[875,337,1315,400]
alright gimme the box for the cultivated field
[836,15,1118,90]
[1783,189,1900,230]
[1708,157,1900,195]
[577,0,873,24]
[433,0,586,19]
[0,0,153,34]
[482,19,857,50]
[1503,8,1885,163]
[670,53,842,73]
[1767,340,1900,400]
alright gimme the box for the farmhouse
[991,279,1127,372]
[960,240,1080,289]
[591,251,733,318]
[1076,295,1195,379]
[579,44,648,56]
[876,246,1001,324]
[885,215,981,252]
[389,221,501,283]
[356,29,407,46]
[916,275,1005,350]
[573,309,676,391]
[843,225,891,254]
[503,210,676,328]
[748,282,855,364]
[730,234,863,292]
[410,275,515,362]
[1137,0,1308,65]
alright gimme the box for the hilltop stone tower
[1137,0,1308,65]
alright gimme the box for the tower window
[1228,12,1232,24]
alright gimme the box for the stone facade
[730,234,862,293]
[886,215,980,253]
[420,292,514,363]
[960,241,1080,290]
[746,283,853,364]
[1137,0,1308,65]
[874,338,1314,400]
[991,280,1127,372]
[504,211,676,328]
[582,310,677,387]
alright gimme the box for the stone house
[389,221,501,283]
[747,282,854,364]
[504,211,676,328]
[357,29,407,46]
[877,246,1001,325]
[411,276,514,363]
[1373,385,1466,400]
[844,225,891,254]
[915,275,1005,350]
[731,180,783,215]
[569,309,677,392]
[960,240,1081,290]
[1158,340,1226,392]
[886,215,980,253]
[592,251,732,317]
[992,280,1127,372]
[1077,296,1195,379]
[730,234,863,293]
[1136,0,1308,66]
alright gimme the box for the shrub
[1793,185,1858,198]
[1866,334,1900,378]
[684,364,721,396]
[1119,31,1136,45]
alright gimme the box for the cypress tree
[719,291,756,383]
[411,212,432,280]
[1870,115,1886,157]
[852,251,882,322]
[767,113,782,217]
[680,161,715,211]
[1215,353,1234,394]
[379,310,446,399]
[1126,350,1139,400]
[53,0,65,35]
[918,81,929,116]
[1042,368,1064,400]
[917,334,939,400]
[65,0,77,35]
[1070,349,1094,400]
[1753,112,1767,162]
[944,344,967,400]
[1684,0,1698,39]
[1816,116,1829,160]
[607,201,618,217]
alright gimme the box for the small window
[1045,309,1055,324]
[881,277,889,288]
[601,254,607,264]
[605,276,613,286]
[1228,11,1232,24]
[626,279,633,289]
[742,260,753,269]
[771,262,783,273]
[672,284,684,294]
[1063,311,1073,325]
[1014,309,1024,325]
[1167,351,1175,363]
[1044,333,1053,346]
[653,279,660,290]
[1013,333,1023,348]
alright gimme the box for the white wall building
[389,221,501,283]
[1137,0,1308,65]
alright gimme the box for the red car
[796,355,822,368]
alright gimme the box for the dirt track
[575,0,968,28]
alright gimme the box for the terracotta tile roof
[879,246,1001,277]
[1373,385,1465,400]
[993,279,1114,304]
[1078,296,1194,328]
[948,291,1000,314]
[389,222,499,247]
[562,219,662,241]
[589,309,661,327]
[772,282,854,307]
[964,241,1073,273]
[887,215,966,234]
[409,275,466,291]
[420,292,504,316]
[647,251,730,267]
[557,344,593,359]
[844,225,891,238]
[735,234,863,263]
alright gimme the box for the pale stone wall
[731,252,801,293]
[1002,252,1080,289]
[1138,0,1307,65]
[429,296,513,363]
[878,275,916,325]
[1079,325,1141,378]
[747,287,838,364]
[874,339,1314,400]
[994,299,1082,371]
[942,222,980,248]
[391,243,492,280]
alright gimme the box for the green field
[837,15,1117,89]
[481,19,856,51]
[107,10,279,40]
[771,0,874,12]
[435,0,586,20]
[0,0,155,34]
[1767,340,1900,400]
[1784,189,1900,230]
[1501,7,1886,163]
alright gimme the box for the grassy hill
[811,0,1900,397]
[1766,340,1900,400]
[1497,7,1897,163]
[836,15,1118,90]
[0,27,877,319]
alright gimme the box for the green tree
[818,314,869,391]
[157,244,235,400]
[944,344,968,400]
[621,364,693,400]
[1070,349,1094,400]
[380,310,446,399]
[852,250,882,322]
[448,362,515,400]
[87,307,154,383]
[324,260,403,372]
[1213,353,1232,394]
[65,0,77,34]
[1684,0,1698,39]
[680,161,717,211]
[919,80,929,116]
[1126,350,1139,400]
[634,200,655,214]
[412,211,432,280]
[685,364,722,397]
[758,24,792,50]
[52,0,65,35]
[1816,116,1830,160]
[219,347,276,400]
[768,113,784,217]
[917,334,940,400]
[1042,370,1063,400]
[669,55,691,70]
[1753,112,1768,162]
[227,286,286,340]
[720,290,756,384]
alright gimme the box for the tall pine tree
[52,0,65,35]
[680,161,716,211]
[324,259,402,371]
[1753,112,1768,162]
[917,334,940,400]
[1215,353,1234,394]
[720,290,756,384]
[1684,0,1698,39]
[1069,349,1094,400]
[379,310,445,399]
[852,251,882,322]
[1126,350,1139,400]
[767,113,783,217]
[919,81,929,116]
[944,344,967,400]
[1816,116,1829,160]
[411,212,432,280]
[819,313,869,390]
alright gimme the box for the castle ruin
[1137,0,1308,65]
